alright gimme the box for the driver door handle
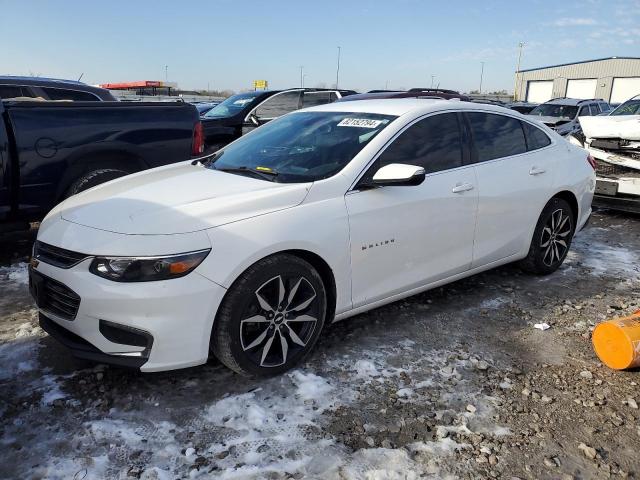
[529,166,546,176]
[452,183,474,193]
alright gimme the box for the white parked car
[30,99,595,375]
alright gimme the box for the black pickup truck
[0,99,203,230]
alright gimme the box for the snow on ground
[0,262,29,287]
[566,229,640,280]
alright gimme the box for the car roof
[303,98,515,117]
[544,97,604,106]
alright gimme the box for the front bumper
[30,258,227,372]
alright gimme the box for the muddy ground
[1,210,639,480]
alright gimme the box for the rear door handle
[529,167,546,176]
[452,183,474,193]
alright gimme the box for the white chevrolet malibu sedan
[30,99,595,375]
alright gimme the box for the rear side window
[374,113,463,175]
[0,85,35,99]
[589,104,601,115]
[302,91,337,107]
[521,121,551,151]
[467,112,526,162]
[41,87,100,101]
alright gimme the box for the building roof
[517,56,640,73]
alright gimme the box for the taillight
[192,122,204,155]
[586,154,597,171]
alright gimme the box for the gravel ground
[1,211,639,479]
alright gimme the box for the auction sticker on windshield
[337,118,384,128]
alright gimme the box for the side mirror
[372,163,426,187]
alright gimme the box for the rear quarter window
[467,112,527,162]
[521,121,551,151]
[41,87,100,101]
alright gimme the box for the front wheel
[211,254,327,376]
[520,197,575,275]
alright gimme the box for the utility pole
[299,66,304,88]
[513,42,525,101]
[385,80,389,90]
[431,75,435,88]
[165,65,168,82]
[335,46,341,89]
[479,62,485,94]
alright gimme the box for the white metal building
[515,57,640,104]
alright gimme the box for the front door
[242,90,302,135]
[345,112,478,307]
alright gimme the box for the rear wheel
[212,254,327,376]
[65,168,129,197]
[520,197,575,275]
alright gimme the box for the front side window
[41,87,99,101]
[367,113,463,178]
[578,106,592,117]
[521,121,551,151]
[467,112,527,162]
[529,104,578,120]
[203,91,263,119]
[589,104,601,115]
[254,91,301,119]
[209,111,396,183]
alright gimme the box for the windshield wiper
[214,165,279,181]
[191,150,223,166]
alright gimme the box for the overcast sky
[2,0,639,93]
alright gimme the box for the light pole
[479,62,485,94]
[299,66,304,88]
[165,65,168,82]
[335,46,341,89]
[513,42,525,101]
[431,75,435,88]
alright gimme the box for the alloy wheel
[239,275,319,368]
[540,208,572,267]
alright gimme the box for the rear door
[346,112,478,306]
[467,112,555,267]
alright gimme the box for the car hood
[59,162,311,235]
[526,115,571,127]
[580,115,640,140]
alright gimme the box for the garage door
[526,81,553,103]
[611,77,640,104]
[566,79,597,99]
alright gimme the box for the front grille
[30,270,81,320]
[595,159,640,178]
[34,241,89,269]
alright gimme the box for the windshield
[208,111,397,183]
[610,99,640,116]
[529,104,578,120]
[203,92,262,118]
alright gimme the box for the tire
[65,168,129,198]
[520,197,576,275]
[212,254,327,377]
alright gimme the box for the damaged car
[571,95,640,213]
[527,98,610,137]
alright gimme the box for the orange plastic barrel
[592,311,640,370]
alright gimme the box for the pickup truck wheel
[520,197,575,275]
[65,169,129,197]
[211,254,327,377]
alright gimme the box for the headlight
[89,249,210,282]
